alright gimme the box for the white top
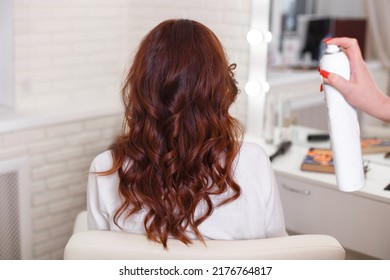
[87,142,287,240]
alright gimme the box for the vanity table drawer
[276,175,390,259]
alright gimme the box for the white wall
[13,0,251,122]
[316,0,363,17]
[0,115,122,259]
[0,0,14,108]
[1,0,253,259]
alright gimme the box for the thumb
[326,73,352,98]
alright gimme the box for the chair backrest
[64,230,345,260]
[63,212,345,260]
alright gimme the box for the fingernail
[323,37,333,43]
[320,84,323,92]
[317,65,320,72]
[320,70,330,78]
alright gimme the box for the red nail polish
[320,84,323,92]
[323,37,333,43]
[317,65,321,72]
[320,70,330,78]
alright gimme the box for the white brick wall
[3,0,252,259]
[0,114,122,259]
[13,0,251,123]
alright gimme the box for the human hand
[319,37,389,121]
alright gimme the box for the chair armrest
[72,211,88,233]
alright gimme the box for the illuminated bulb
[262,81,270,93]
[246,29,264,46]
[264,31,272,43]
[245,80,262,96]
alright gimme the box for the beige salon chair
[63,211,345,260]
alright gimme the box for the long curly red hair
[105,19,243,248]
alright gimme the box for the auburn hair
[104,19,243,248]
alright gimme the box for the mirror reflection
[266,0,390,148]
[269,0,364,68]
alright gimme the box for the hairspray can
[320,44,365,192]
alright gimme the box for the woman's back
[88,142,286,240]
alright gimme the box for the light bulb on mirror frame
[245,80,262,96]
[247,29,272,45]
[245,80,270,96]
[246,29,264,46]
[262,81,270,93]
[264,31,272,43]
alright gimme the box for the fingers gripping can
[320,44,365,192]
